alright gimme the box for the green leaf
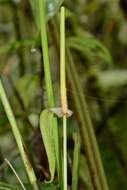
[29,0,63,28]
[67,35,112,65]
[40,110,56,182]
[98,70,127,88]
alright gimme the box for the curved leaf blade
[40,110,56,182]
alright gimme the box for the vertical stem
[48,20,108,190]
[38,0,54,107]
[60,7,67,114]
[60,7,67,190]
[63,115,67,190]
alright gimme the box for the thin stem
[63,115,67,190]
[0,80,39,190]
[60,7,67,114]
[60,7,67,190]
[48,20,108,190]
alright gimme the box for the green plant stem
[48,20,109,190]
[63,115,67,190]
[72,133,80,190]
[38,0,62,187]
[0,80,39,190]
[38,0,54,107]
[48,20,100,189]
[60,7,68,190]
[60,7,67,114]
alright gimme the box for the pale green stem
[0,80,38,190]
[63,115,67,190]
[60,7,67,114]
[48,19,108,190]
[60,7,67,190]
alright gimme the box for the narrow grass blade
[4,158,26,190]
[0,80,39,190]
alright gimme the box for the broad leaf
[67,35,112,65]
[40,110,56,182]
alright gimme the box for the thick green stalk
[38,0,61,186]
[60,7,68,190]
[0,80,38,190]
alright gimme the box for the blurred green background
[0,0,127,189]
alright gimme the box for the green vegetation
[0,0,127,189]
